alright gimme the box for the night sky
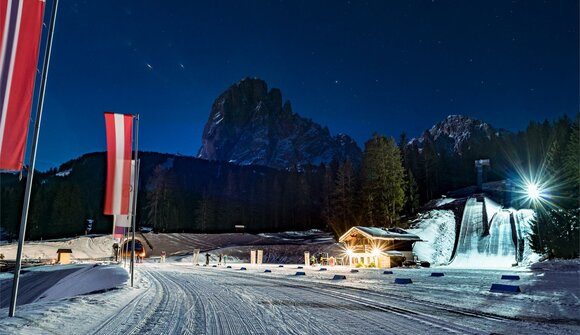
[32,0,578,171]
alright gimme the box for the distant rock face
[198,78,362,169]
[409,115,506,155]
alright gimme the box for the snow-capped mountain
[409,115,507,155]
[197,78,362,169]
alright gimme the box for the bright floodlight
[371,248,381,256]
[527,183,541,200]
[346,248,354,256]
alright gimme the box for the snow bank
[0,235,116,261]
[515,209,541,265]
[36,264,128,302]
[0,264,128,309]
[434,197,455,207]
[408,210,456,265]
[424,197,456,208]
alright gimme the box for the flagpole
[9,0,59,317]
[130,114,139,287]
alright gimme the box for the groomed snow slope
[0,260,578,334]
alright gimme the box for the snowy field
[0,212,578,334]
[0,257,578,334]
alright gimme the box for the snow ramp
[449,197,517,268]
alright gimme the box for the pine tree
[319,164,334,229]
[195,188,213,232]
[360,134,406,227]
[529,209,579,259]
[145,165,178,232]
[422,134,438,200]
[405,169,420,215]
[329,159,357,236]
[563,116,579,203]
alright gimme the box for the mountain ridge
[197,78,362,169]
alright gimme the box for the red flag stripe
[0,0,45,171]
[104,112,133,215]
[121,114,132,213]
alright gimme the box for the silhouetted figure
[218,254,222,265]
[205,253,210,266]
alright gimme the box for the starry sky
[32,0,578,170]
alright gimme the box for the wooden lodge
[339,226,422,268]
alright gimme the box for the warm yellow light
[346,248,354,256]
[371,248,381,256]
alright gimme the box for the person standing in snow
[205,252,210,266]
[223,255,227,265]
[218,254,222,265]
[160,250,166,263]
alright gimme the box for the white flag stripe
[115,215,131,228]
[112,113,126,214]
[116,160,135,227]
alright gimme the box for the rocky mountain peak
[197,78,362,169]
[410,115,504,155]
[429,115,492,141]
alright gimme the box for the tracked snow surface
[0,229,578,334]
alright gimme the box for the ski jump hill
[449,196,535,268]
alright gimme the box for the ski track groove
[88,263,574,335]
[201,268,474,334]
[196,267,558,335]
[197,268,448,334]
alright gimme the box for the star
[146,63,153,69]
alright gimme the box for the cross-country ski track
[42,262,574,335]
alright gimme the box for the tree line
[1,115,577,248]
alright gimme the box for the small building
[339,226,422,268]
[56,249,73,264]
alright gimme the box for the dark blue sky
[33,0,578,170]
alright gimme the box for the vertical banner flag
[115,160,135,227]
[113,225,125,240]
[0,0,46,170]
[104,112,133,215]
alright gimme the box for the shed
[56,249,73,264]
[339,226,422,268]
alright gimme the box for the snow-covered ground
[0,235,116,261]
[0,257,578,334]
[0,219,576,334]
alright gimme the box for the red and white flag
[104,112,133,215]
[112,223,125,240]
[115,160,135,227]
[0,0,46,171]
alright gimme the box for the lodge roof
[339,226,422,243]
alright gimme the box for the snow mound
[515,209,541,265]
[0,235,116,261]
[36,264,128,302]
[423,197,456,208]
[408,210,455,265]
